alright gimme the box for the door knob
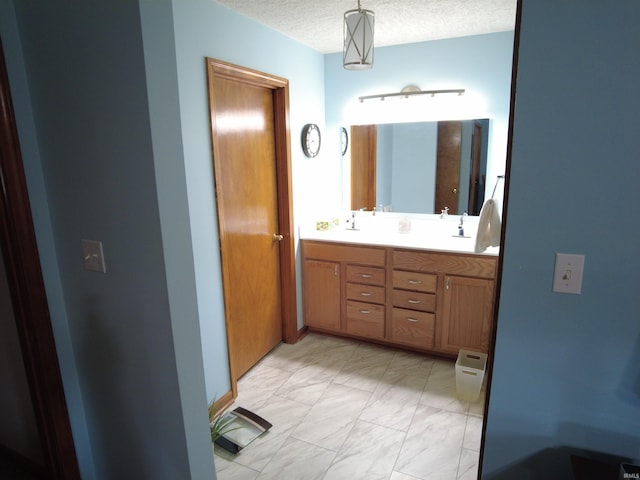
[273,233,284,241]
[452,187,458,194]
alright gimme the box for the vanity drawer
[392,289,436,312]
[393,249,497,279]
[346,283,385,304]
[391,308,435,348]
[393,270,437,293]
[346,300,385,339]
[346,265,385,286]
[303,241,386,266]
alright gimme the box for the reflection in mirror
[350,119,489,215]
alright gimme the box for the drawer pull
[406,317,420,323]
[408,279,422,285]
[407,299,421,304]
[360,292,373,297]
[360,274,373,278]
[359,309,371,314]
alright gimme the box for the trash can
[455,349,487,402]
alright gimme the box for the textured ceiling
[215,0,517,54]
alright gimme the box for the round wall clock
[340,127,349,156]
[301,123,321,158]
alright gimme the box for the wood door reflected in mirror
[435,121,462,214]
[349,119,489,215]
[350,125,376,211]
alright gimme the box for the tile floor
[213,333,486,480]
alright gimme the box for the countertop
[299,214,500,256]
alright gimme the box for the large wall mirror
[349,118,489,216]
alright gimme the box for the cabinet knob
[408,279,422,285]
[360,292,373,297]
[273,233,284,241]
[406,317,419,323]
[407,299,420,304]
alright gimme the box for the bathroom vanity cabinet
[392,249,496,355]
[301,240,497,356]
[303,241,385,335]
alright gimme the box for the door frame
[206,58,298,394]
[0,39,80,479]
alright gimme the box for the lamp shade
[343,4,374,70]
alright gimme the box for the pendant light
[343,0,375,70]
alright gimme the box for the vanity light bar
[358,88,465,102]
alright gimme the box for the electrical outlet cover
[552,253,585,294]
[82,239,106,273]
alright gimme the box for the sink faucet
[440,207,449,219]
[458,212,468,236]
[349,211,357,230]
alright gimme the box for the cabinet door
[440,275,494,354]
[303,259,341,331]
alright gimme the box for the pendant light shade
[343,0,375,70]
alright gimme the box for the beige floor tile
[390,472,424,480]
[467,390,486,417]
[260,335,327,372]
[420,359,470,414]
[275,355,346,405]
[387,350,435,377]
[332,353,389,393]
[291,383,371,451]
[359,370,426,431]
[256,437,336,480]
[230,396,312,472]
[462,414,483,451]
[215,334,485,480]
[234,364,294,411]
[213,448,260,480]
[323,420,406,480]
[395,405,466,480]
[456,448,480,480]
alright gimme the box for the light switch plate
[82,239,106,273]
[552,253,584,294]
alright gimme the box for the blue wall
[390,122,437,213]
[138,1,214,476]
[483,0,640,477]
[169,0,326,400]
[3,1,211,477]
[376,124,393,208]
[0,0,93,472]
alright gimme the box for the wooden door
[350,125,377,211]
[434,121,462,214]
[468,121,484,215]
[440,275,494,354]
[207,60,296,386]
